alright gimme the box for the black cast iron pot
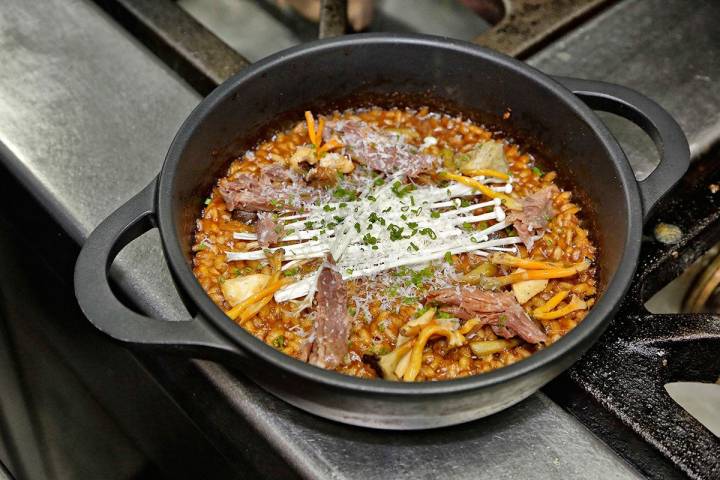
[74,34,689,429]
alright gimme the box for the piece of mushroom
[458,140,508,174]
[221,273,271,306]
[319,152,354,174]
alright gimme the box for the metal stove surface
[1,0,719,479]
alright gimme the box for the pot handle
[553,76,689,220]
[74,180,232,355]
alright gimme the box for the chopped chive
[444,251,453,263]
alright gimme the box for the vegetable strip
[305,111,317,147]
[534,290,570,315]
[317,138,343,154]
[403,325,465,381]
[461,168,511,181]
[489,252,569,270]
[534,295,587,320]
[440,172,521,210]
[225,277,290,320]
[468,260,590,290]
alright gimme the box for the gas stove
[91,1,719,477]
[1,0,718,479]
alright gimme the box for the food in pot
[192,107,598,381]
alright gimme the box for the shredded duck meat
[426,287,547,344]
[255,213,281,248]
[308,256,351,369]
[334,121,439,177]
[218,166,305,213]
[507,186,558,250]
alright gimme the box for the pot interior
[164,36,632,308]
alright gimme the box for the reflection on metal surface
[319,0,348,38]
[684,246,720,313]
[93,0,249,94]
[475,0,611,57]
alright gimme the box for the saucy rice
[192,107,598,382]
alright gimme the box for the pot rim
[157,32,642,395]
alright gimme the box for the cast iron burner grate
[546,150,720,480]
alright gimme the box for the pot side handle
[553,76,690,221]
[74,180,232,356]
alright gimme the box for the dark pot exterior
[75,34,689,429]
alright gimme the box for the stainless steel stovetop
[0,1,719,479]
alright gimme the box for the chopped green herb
[333,215,345,223]
[402,296,418,305]
[391,181,415,198]
[367,195,377,202]
[382,206,392,213]
[437,311,453,319]
[408,242,420,252]
[460,198,471,208]
[283,267,299,276]
[304,221,315,229]
[348,307,357,317]
[368,212,385,225]
[362,233,378,245]
[415,306,431,318]
[406,221,418,230]
[430,211,441,219]
[218,276,225,284]
[387,224,405,241]
[354,222,361,233]
[272,335,286,349]
[204,197,212,205]
[531,166,544,176]
[419,227,437,240]
[374,177,385,186]
[339,202,347,208]
[444,251,453,264]
[323,204,336,212]
[497,314,508,328]
[545,237,553,246]
[461,222,474,232]
[232,268,242,276]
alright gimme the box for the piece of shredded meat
[426,287,547,344]
[218,175,274,212]
[333,121,439,177]
[255,213,281,248]
[507,186,558,250]
[218,166,306,214]
[308,256,351,369]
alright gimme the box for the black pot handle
[554,76,690,220]
[74,180,232,355]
